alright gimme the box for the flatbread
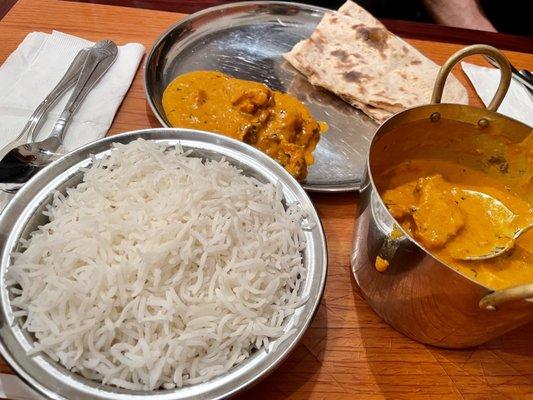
[284,0,468,122]
[338,0,384,28]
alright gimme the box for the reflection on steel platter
[145,2,377,192]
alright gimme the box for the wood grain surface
[0,0,532,399]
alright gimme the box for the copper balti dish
[351,44,533,348]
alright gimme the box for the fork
[0,48,89,162]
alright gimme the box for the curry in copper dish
[379,152,533,290]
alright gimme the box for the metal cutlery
[0,48,89,163]
[519,69,533,84]
[484,55,533,99]
[0,40,118,193]
[453,190,533,261]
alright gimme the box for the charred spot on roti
[375,90,392,99]
[336,61,355,69]
[411,59,422,65]
[310,31,327,51]
[341,7,353,17]
[356,26,389,54]
[342,71,367,83]
[330,16,339,23]
[331,49,350,62]
[358,86,367,94]
[310,37,324,51]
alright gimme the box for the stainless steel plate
[144,1,377,192]
[0,128,327,399]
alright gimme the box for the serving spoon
[453,190,533,261]
[0,40,117,193]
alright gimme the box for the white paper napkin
[462,62,533,127]
[0,30,144,147]
[0,31,144,211]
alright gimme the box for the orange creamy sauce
[380,160,533,290]
[162,71,326,181]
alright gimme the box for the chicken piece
[412,175,465,249]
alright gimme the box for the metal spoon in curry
[380,159,533,291]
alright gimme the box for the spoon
[453,190,533,261]
[0,40,117,193]
[0,48,89,164]
[459,222,533,261]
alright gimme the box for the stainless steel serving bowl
[0,128,327,399]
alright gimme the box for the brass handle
[431,44,512,112]
[479,283,533,310]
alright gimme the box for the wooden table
[1,1,532,399]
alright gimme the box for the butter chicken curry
[162,71,326,181]
[379,158,533,291]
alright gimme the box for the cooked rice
[7,139,306,390]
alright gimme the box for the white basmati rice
[7,139,307,390]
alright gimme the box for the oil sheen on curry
[162,71,326,181]
[379,157,533,291]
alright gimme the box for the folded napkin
[0,30,144,211]
[0,31,144,147]
[462,62,533,127]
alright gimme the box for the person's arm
[422,0,497,32]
